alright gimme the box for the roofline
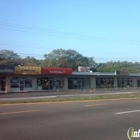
[72,72,140,76]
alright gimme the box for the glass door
[73,78,82,89]
[0,77,6,91]
[78,79,82,89]
[20,79,24,90]
[37,78,42,90]
[42,78,49,90]
[50,80,53,90]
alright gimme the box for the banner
[15,66,41,74]
[41,67,72,75]
[0,65,14,74]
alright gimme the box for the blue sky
[0,0,140,63]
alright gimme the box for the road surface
[0,98,140,140]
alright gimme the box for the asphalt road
[0,98,140,140]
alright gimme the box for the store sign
[0,65,14,74]
[41,68,72,75]
[49,70,65,74]
[115,70,129,75]
[78,66,90,72]
[15,66,41,74]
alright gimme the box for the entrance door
[20,79,24,90]
[0,77,6,91]
[137,80,140,87]
[73,79,82,89]
[50,80,53,90]
[78,79,82,89]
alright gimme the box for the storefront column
[114,77,117,88]
[64,77,68,90]
[6,76,10,93]
[132,77,137,87]
[90,77,96,89]
[32,77,37,91]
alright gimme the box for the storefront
[0,65,14,92]
[37,77,64,90]
[96,78,114,88]
[117,78,132,87]
[1,65,140,93]
[68,77,90,89]
[37,67,72,90]
[10,76,33,91]
[10,66,41,92]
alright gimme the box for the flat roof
[72,72,140,77]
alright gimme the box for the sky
[0,0,140,63]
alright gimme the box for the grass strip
[0,93,140,104]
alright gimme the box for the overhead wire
[1,43,140,56]
[0,22,140,45]
[1,22,140,61]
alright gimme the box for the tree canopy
[22,56,40,66]
[0,50,21,66]
[0,49,140,73]
[41,49,95,71]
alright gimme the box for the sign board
[78,66,90,72]
[15,66,41,74]
[41,68,72,75]
[115,70,129,75]
[0,65,14,74]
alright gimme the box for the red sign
[41,67,72,75]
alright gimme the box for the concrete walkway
[0,88,140,101]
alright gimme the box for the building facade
[0,65,139,93]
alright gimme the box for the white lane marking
[0,96,57,101]
[115,110,140,115]
[86,103,109,107]
[0,110,40,115]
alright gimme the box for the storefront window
[82,78,90,89]
[96,78,114,88]
[68,78,90,89]
[37,77,64,90]
[117,78,132,87]
[11,77,19,88]
[53,79,64,89]
[25,78,32,88]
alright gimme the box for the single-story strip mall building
[0,65,140,93]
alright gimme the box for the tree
[41,49,92,71]
[96,61,140,73]
[0,50,21,65]
[22,56,41,66]
[88,57,97,72]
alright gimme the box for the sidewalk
[0,88,139,100]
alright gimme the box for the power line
[1,50,140,62]
[0,22,140,45]
[1,43,140,56]
[0,43,53,50]
[15,53,140,60]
